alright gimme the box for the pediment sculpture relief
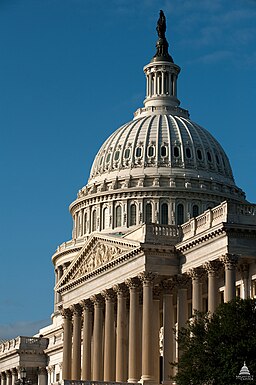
[71,242,127,280]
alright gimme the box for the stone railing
[145,223,180,244]
[56,237,87,253]
[63,381,137,385]
[0,336,48,355]
[180,201,256,241]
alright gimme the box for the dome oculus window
[148,145,155,157]
[207,151,212,162]
[114,150,120,161]
[197,149,203,160]
[173,146,180,158]
[124,148,130,159]
[186,148,192,159]
[106,153,111,163]
[135,147,142,158]
[161,145,167,157]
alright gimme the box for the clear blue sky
[0,0,255,339]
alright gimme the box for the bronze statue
[156,10,166,39]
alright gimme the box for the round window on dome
[161,145,167,157]
[124,148,130,159]
[114,150,120,161]
[106,153,111,163]
[197,149,203,160]
[186,148,192,159]
[148,146,155,157]
[207,151,212,162]
[215,154,220,164]
[135,147,142,158]
[100,156,104,165]
[173,146,180,158]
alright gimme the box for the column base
[139,377,158,385]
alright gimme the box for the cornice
[176,224,226,252]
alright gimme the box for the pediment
[56,234,142,293]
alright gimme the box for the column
[139,272,156,383]
[61,307,73,380]
[204,261,220,313]
[71,304,82,380]
[11,370,17,385]
[239,263,249,299]
[189,268,203,314]
[37,368,47,385]
[220,254,238,302]
[56,266,63,305]
[102,289,116,381]
[81,300,93,380]
[125,277,141,383]
[1,373,6,385]
[161,71,165,94]
[162,281,175,384]
[91,294,104,381]
[175,275,188,329]
[5,372,11,385]
[153,287,160,383]
[113,283,128,382]
[174,275,188,360]
[153,72,157,95]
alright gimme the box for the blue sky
[0,0,255,339]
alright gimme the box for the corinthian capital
[125,276,141,290]
[220,254,239,269]
[101,288,116,301]
[138,271,156,285]
[70,303,82,316]
[61,307,72,320]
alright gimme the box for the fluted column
[239,263,249,299]
[189,268,203,314]
[11,370,17,385]
[113,283,128,382]
[175,275,188,329]
[1,374,6,385]
[174,275,188,361]
[162,281,175,384]
[6,372,11,385]
[1,373,6,385]
[204,261,220,313]
[91,294,104,381]
[153,287,161,383]
[81,300,93,380]
[139,272,156,383]
[61,308,73,380]
[37,368,47,385]
[71,304,82,380]
[56,266,63,304]
[220,254,238,302]
[102,289,116,381]
[125,277,141,383]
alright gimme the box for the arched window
[84,212,87,234]
[130,204,137,226]
[145,203,152,223]
[116,206,122,227]
[161,203,168,225]
[192,204,199,218]
[102,207,107,230]
[177,203,184,225]
[92,210,97,231]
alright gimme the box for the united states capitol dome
[70,11,245,237]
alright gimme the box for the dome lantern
[134,11,188,119]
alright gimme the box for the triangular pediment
[56,233,142,293]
